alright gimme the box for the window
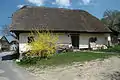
[89,37,97,42]
[28,36,34,43]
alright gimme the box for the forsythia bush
[27,30,58,58]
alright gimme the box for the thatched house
[10,6,111,54]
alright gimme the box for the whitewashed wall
[79,33,110,48]
[19,33,72,53]
[57,33,72,47]
[19,33,111,53]
[19,33,29,53]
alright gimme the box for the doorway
[71,35,79,49]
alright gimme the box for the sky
[0,0,120,41]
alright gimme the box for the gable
[0,36,9,44]
[1,36,7,41]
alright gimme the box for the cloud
[82,0,91,5]
[24,0,95,8]
[27,0,44,6]
[17,4,25,8]
[79,0,95,5]
[23,0,71,8]
[55,0,71,8]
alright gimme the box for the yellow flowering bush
[27,30,58,58]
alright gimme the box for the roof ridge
[19,5,85,12]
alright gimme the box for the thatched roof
[10,6,111,33]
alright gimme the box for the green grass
[98,45,120,53]
[17,52,119,67]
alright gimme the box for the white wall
[19,33,72,53]
[19,33,29,53]
[79,33,109,48]
[57,33,71,45]
[19,33,110,53]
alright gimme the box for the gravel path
[0,51,41,80]
[0,60,41,80]
[26,56,120,80]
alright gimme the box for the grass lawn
[99,45,120,53]
[18,52,120,67]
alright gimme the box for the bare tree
[101,10,120,33]
[101,10,120,44]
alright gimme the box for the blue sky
[0,0,120,39]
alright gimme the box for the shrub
[27,30,58,58]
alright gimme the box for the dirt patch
[26,56,120,80]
